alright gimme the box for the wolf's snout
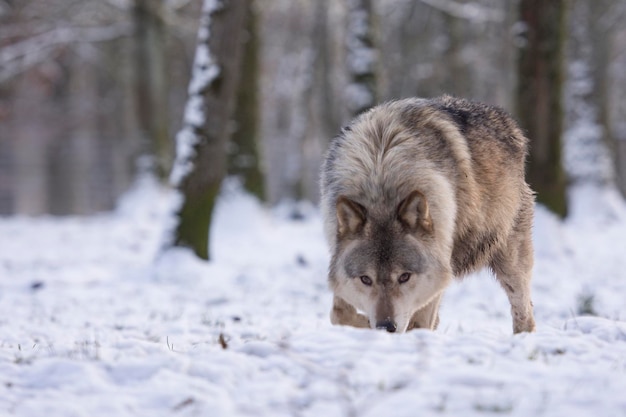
[376,319,397,333]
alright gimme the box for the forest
[2,0,625,219]
[2,1,626,416]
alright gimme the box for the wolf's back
[321,96,536,333]
[320,96,531,257]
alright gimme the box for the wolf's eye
[359,275,373,286]
[398,272,411,284]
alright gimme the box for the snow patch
[1,181,626,415]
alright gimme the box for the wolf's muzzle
[376,319,397,333]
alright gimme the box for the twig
[418,0,503,23]
[0,23,132,83]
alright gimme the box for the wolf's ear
[397,190,433,233]
[336,196,367,237]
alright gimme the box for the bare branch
[0,23,55,40]
[418,0,503,23]
[0,0,12,17]
[166,0,194,11]
[104,0,133,11]
[0,24,132,83]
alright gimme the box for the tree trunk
[171,0,248,260]
[133,0,171,181]
[563,0,614,186]
[98,37,135,209]
[516,0,568,217]
[441,12,471,98]
[345,0,378,118]
[229,2,264,200]
[300,0,337,203]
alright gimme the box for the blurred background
[1,0,625,216]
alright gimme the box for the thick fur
[321,96,535,334]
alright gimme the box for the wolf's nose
[376,319,397,333]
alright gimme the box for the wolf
[320,95,535,334]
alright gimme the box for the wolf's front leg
[330,296,370,328]
[406,294,442,331]
[496,267,535,334]
[492,207,536,334]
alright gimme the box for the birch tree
[170,0,247,260]
[345,0,377,118]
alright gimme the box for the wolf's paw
[330,298,371,329]
[512,310,535,333]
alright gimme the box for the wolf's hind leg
[492,211,536,333]
[407,293,442,331]
[330,296,370,329]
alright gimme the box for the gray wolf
[320,95,535,334]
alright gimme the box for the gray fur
[321,95,536,334]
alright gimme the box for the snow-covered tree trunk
[516,0,568,217]
[345,0,378,118]
[170,0,247,260]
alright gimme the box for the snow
[345,82,375,115]
[345,0,376,113]
[187,44,219,97]
[346,6,376,76]
[1,176,626,416]
[169,0,221,187]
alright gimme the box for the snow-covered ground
[1,176,626,416]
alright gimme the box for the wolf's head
[328,190,452,333]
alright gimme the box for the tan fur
[320,95,535,334]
